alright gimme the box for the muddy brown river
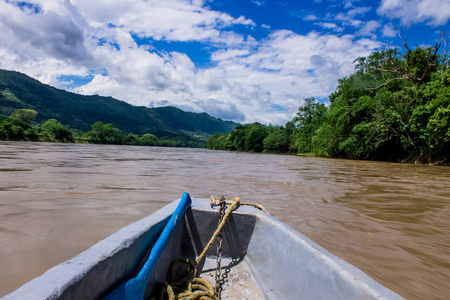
[0,141,449,299]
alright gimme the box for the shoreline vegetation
[2,35,449,165]
[207,37,450,165]
[0,68,238,148]
[0,114,203,148]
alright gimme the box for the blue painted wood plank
[104,192,192,300]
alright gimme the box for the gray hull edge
[1,200,180,300]
[246,212,404,299]
[2,198,405,300]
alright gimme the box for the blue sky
[0,0,449,124]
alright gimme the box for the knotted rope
[209,196,269,214]
[153,258,215,300]
[153,197,240,300]
[153,197,268,300]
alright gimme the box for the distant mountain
[0,69,239,141]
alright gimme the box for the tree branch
[398,29,411,52]
[433,30,445,58]
[366,77,407,90]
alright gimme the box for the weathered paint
[246,213,403,299]
[104,192,191,300]
[1,200,184,300]
[2,197,405,300]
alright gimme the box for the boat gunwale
[244,211,405,299]
[2,198,405,300]
[1,200,181,300]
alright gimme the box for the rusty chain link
[214,196,226,299]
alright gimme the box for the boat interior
[3,198,403,300]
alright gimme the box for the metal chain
[214,196,226,299]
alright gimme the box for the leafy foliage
[40,119,74,143]
[263,123,294,153]
[292,97,327,154]
[207,35,449,164]
[87,121,123,144]
[10,109,37,123]
[317,44,449,163]
[0,115,37,141]
[0,68,239,146]
[139,134,158,146]
[206,122,296,153]
[0,116,207,147]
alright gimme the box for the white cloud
[303,14,319,21]
[348,7,372,17]
[251,0,267,6]
[382,23,398,37]
[333,6,373,33]
[73,0,255,44]
[194,99,246,121]
[74,29,380,124]
[315,22,340,30]
[0,0,382,125]
[350,19,364,27]
[211,49,251,61]
[357,20,382,37]
[0,3,88,61]
[335,6,371,23]
[378,0,450,25]
[197,30,380,123]
[0,0,252,83]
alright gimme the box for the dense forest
[0,110,203,147]
[207,34,450,164]
[0,68,238,147]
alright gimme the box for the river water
[0,141,449,299]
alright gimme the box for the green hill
[0,69,238,143]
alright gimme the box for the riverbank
[207,45,450,165]
[1,142,449,299]
[0,115,206,148]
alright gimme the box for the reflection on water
[0,141,449,299]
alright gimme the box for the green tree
[24,127,39,141]
[310,34,448,162]
[244,123,267,152]
[139,133,158,146]
[159,139,180,147]
[229,125,248,151]
[40,119,73,143]
[206,132,220,149]
[10,109,38,124]
[410,69,450,161]
[0,115,38,141]
[123,133,139,145]
[0,115,25,140]
[207,32,449,163]
[87,121,123,144]
[263,126,291,153]
[293,97,327,153]
[207,123,269,153]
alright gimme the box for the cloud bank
[0,0,446,124]
[378,0,450,25]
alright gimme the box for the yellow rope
[209,196,269,214]
[155,197,266,300]
[153,259,216,300]
[196,197,240,264]
[177,278,216,300]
